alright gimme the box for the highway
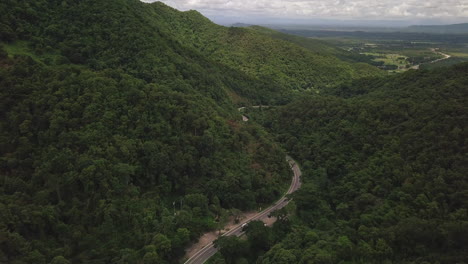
[183,156,302,264]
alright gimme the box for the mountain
[231,23,253,28]
[0,1,382,102]
[0,0,297,263]
[405,23,468,34]
[146,3,383,91]
[3,0,454,263]
[245,25,381,65]
[225,63,468,264]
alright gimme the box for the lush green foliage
[0,0,311,263]
[145,3,383,91]
[0,0,382,102]
[248,63,468,263]
[0,0,291,105]
[246,26,383,67]
[3,0,462,263]
[0,46,291,264]
[420,57,468,70]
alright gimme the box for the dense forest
[229,64,467,264]
[0,0,307,263]
[148,7,383,91]
[1,0,467,263]
[0,50,291,263]
[239,26,382,66]
[0,0,382,103]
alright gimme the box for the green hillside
[146,3,384,91]
[246,25,380,65]
[0,0,289,104]
[0,0,297,263]
[2,0,462,264]
[229,63,468,263]
[0,0,382,101]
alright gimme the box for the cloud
[141,0,468,20]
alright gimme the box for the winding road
[183,156,302,264]
[411,48,451,70]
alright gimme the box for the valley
[271,28,468,72]
[0,1,466,264]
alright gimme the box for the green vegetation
[361,52,410,71]
[148,5,383,91]
[281,29,468,71]
[0,44,292,264]
[244,63,468,263]
[1,0,466,263]
[243,26,381,67]
[420,47,468,70]
[420,56,468,69]
[0,0,312,263]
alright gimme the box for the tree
[262,247,296,264]
[336,235,353,260]
[50,256,70,264]
[244,220,272,251]
[214,236,248,264]
[152,234,171,257]
[173,228,190,251]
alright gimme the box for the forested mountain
[242,26,380,65]
[0,0,306,263]
[237,63,468,263]
[140,2,384,91]
[0,0,289,104]
[0,0,384,103]
[2,0,464,264]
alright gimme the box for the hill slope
[146,2,384,91]
[245,25,380,65]
[0,0,384,263]
[237,63,468,264]
[0,0,295,263]
[0,0,382,100]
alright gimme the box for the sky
[141,0,468,26]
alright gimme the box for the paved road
[184,156,302,264]
[430,50,451,63]
[411,48,451,69]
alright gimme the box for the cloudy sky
[142,0,468,25]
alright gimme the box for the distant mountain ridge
[405,23,468,34]
[232,22,468,34]
[231,23,253,27]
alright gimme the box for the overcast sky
[142,0,468,26]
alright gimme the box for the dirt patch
[262,215,278,227]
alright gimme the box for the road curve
[411,48,451,69]
[183,156,302,264]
